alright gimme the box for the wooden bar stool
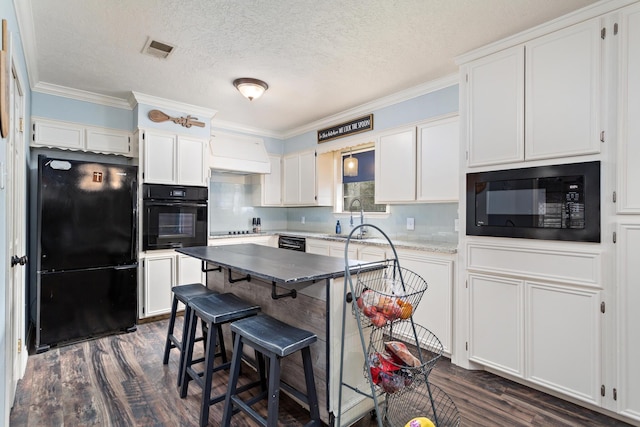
[221,314,321,427]
[162,283,226,388]
[180,293,261,427]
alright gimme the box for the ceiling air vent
[142,38,175,59]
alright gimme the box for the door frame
[4,35,27,420]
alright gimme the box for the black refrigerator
[35,156,138,352]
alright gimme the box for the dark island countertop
[177,244,368,284]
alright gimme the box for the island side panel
[206,267,330,423]
[329,276,376,426]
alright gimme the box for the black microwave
[466,161,600,243]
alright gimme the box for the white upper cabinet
[283,150,333,206]
[32,118,133,156]
[177,136,208,186]
[375,127,417,203]
[376,116,459,203]
[464,18,602,167]
[143,130,207,186]
[283,153,301,205]
[299,150,318,205]
[617,3,640,214]
[143,132,176,184]
[253,155,282,206]
[33,119,84,150]
[86,128,131,155]
[466,46,524,167]
[417,116,460,202]
[525,18,602,160]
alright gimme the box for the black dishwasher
[278,235,306,252]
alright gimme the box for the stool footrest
[187,360,232,386]
[281,380,311,407]
[208,379,263,407]
[230,396,268,427]
[243,390,268,407]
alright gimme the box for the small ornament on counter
[336,220,341,234]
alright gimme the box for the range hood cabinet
[208,132,271,174]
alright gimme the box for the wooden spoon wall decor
[148,109,205,128]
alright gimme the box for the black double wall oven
[142,184,208,250]
[466,161,601,243]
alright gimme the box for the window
[342,149,386,213]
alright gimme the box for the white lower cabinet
[142,254,175,318]
[469,274,523,376]
[616,223,640,420]
[357,245,387,262]
[141,251,205,318]
[526,281,601,404]
[176,254,206,310]
[208,236,274,247]
[397,249,454,355]
[329,243,357,260]
[468,272,601,405]
[305,239,455,355]
[306,238,330,256]
[305,238,387,263]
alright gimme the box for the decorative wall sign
[1,19,10,138]
[317,114,373,143]
[148,109,205,128]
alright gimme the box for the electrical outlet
[301,216,305,224]
[454,219,459,231]
[407,217,415,230]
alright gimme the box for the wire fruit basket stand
[337,224,460,427]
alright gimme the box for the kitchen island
[176,244,379,426]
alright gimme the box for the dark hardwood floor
[10,317,635,427]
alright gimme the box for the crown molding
[211,119,285,139]
[281,73,459,139]
[29,74,458,140]
[14,0,39,89]
[213,73,458,140]
[130,91,217,119]
[456,0,637,65]
[33,82,132,109]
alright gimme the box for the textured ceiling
[23,0,599,136]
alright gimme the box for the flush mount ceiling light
[343,148,358,177]
[233,78,269,101]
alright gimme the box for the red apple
[363,305,377,318]
[371,313,387,327]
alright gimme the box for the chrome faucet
[349,198,365,238]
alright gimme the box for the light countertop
[209,230,458,254]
